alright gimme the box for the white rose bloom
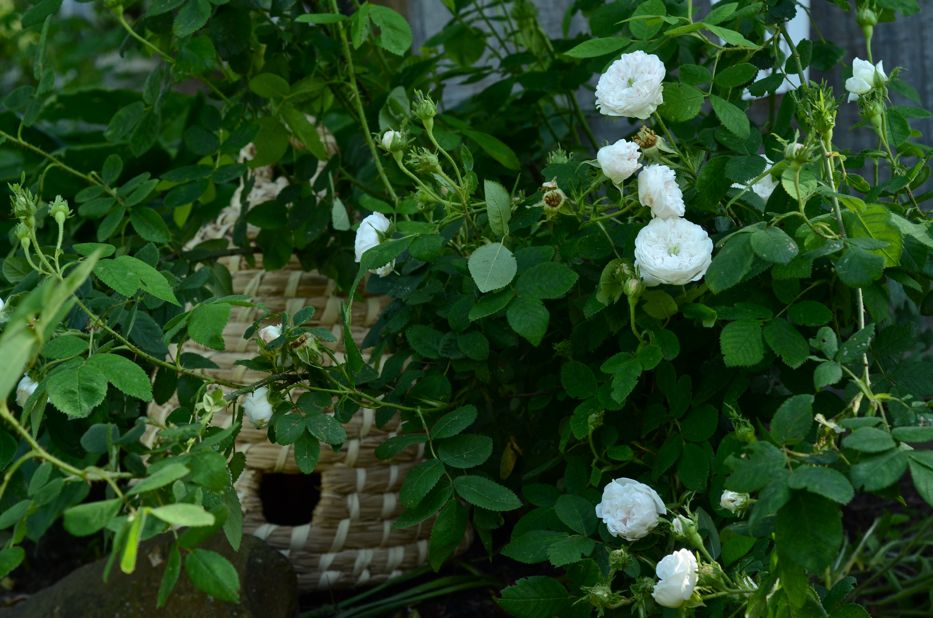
[652,549,699,608]
[242,386,274,427]
[381,130,403,151]
[731,156,777,202]
[845,58,887,102]
[595,51,666,119]
[597,139,642,185]
[634,217,713,286]
[16,375,38,408]
[638,164,685,219]
[720,490,750,513]
[259,324,283,344]
[595,477,666,541]
[354,212,394,277]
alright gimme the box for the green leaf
[842,426,896,453]
[432,405,478,440]
[546,535,595,567]
[250,117,290,167]
[641,290,678,320]
[554,494,596,536]
[0,547,25,579]
[720,320,764,367]
[185,549,240,603]
[908,453,933,507]
[307,413,347,446]
[463,129,520,170]
[87,353,153,401]
[516,262,578,300]
[771,394,814,446]
[706,234,755,294]
[188,451,229,491]
[453,475,522,511]
[842,199,903,267]
[501,531,567,564]
[296,13,347,24]
[893,426,933,443]
[437,434,493,469]
[41,335,87,360]
[727,442,785,492]
[368,5,412,55]
[788,301,833,326]
[94,256,179,305]
[751,227,798,264]
[157,545,182,608]
[63,499,122,536]
[836,247,884,287]
[850,450,907,491]
[274,414,306,445]
[715,63,759,88]
[776,493,842,571]
[360,236,411,274]
[150,503,216,527]
[484,179,511,237]
[188,303,231,351]
[839,324,875,365]
[281,104,328,160]
[102,154,123,185]
[563,36,628,58]
[406,324,443,359]
[331,197,351,231]
[506,296,549,346]
[658,82,705,122]
[764,319,809,369]
[248,73,290,99]
[561,362,597,400]
[468,242,517,293]
[400,459,445,508]
[788,466,854,505]
[429,500,468,570]
[294,433,321,474]
[497,576,570,618]
[128,463,190,496]
[47,362,109,418]
[131,208,171,244]
[705,24,758,48]
[710,95,750,138]
[457,331,489,361]
[174,0,211,38]
[814,361,843,390]
[468,289,514,321]
[121,512,144,574]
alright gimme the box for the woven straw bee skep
[146,138,469,590]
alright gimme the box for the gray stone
[1,535,297,618]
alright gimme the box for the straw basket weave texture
[146,153,466,590]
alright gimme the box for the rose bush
[1,0,932,616]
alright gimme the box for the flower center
[667,243,681,256]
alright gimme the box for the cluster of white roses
[594,477,698,608]
[595,51,713,287]
[594,477,753,608]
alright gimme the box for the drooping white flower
[638,164,685,219]
[258,324,283,344]
[634,217,713,286]
[16,375,38,408]
[595,51,666,119]
[845,58,887,102]
[597,139,642,185]
[652,549,699,608]
[242,386,274,427]
[354,212,394,277]
[381,130,403,152]
[595,478,666,541]
[731,156,777,202]
[720,490,751,514]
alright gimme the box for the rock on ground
[0,534,297,618]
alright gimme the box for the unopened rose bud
[587,410,604,432]
[259,324,283,344]
[609,547,631,571]
[720,489,751,514]
[624,277,644,299]
[735,425,756,444]
[407,148,442,175]
[49,195,71,225]
[583,583,623,610]
[381,130,404,153]
[547,147,570,165]
[412,90,437,129]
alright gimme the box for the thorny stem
[329,0,398,205]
